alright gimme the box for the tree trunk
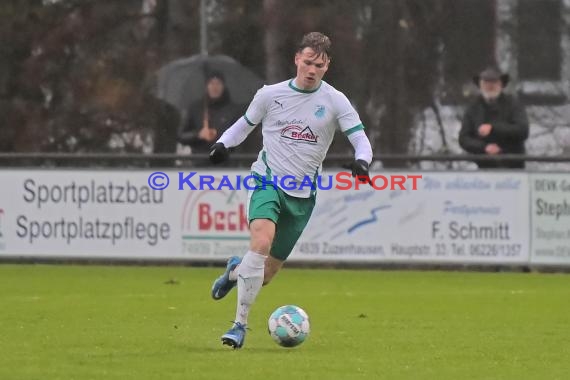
[377,0,413,168]
[263,0,286,84]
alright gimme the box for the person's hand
[343,159,371,185]
[485,143,501,155]
[209,142,229,164]
[199,126,218,142]
[198,126,209,140]
[478,123,492,137]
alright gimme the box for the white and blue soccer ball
[267,305,310,347]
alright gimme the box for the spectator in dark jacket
[459,66,529,169]
[178,71,243,159]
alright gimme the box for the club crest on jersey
[280,125,318,144]
[314,105,325,118]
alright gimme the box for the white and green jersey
[245,78,364,198]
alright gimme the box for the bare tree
[263,0,286,84]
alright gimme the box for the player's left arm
[347,129,372,167]
[336,94,373,181]
[346,129,373,179]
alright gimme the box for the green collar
[288,79,322,93]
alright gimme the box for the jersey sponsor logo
[280,125,319,144]
[314,105,325,118]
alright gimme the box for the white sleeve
[335,92,363,134]
[244,86,269,126]
[217,85,267,148]
[347,130,373,164]
[217,117,256,148]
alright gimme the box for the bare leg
[263,255,284,285]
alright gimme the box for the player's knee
[250,235,272,255]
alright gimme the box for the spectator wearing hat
[458,66,529,169]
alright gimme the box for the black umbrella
[155,54,265,115]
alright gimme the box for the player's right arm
[209,86,269,164]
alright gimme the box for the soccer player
[208,32,373,349]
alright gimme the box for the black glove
[209,142,229,164]
[343,159,371,185]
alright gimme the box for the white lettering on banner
[530,174,570,265]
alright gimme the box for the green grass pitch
[0,264,568,380]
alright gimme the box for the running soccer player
[208,32,373,349]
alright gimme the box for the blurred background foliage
[1,0,568,168]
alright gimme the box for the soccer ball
[267,305,310,347]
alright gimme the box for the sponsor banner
[293,172,530,264]
[0,169,533,265]
[529,173,570,265]
[0,170,181,258]
[179,172,251,258]
[0,170,255,259]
